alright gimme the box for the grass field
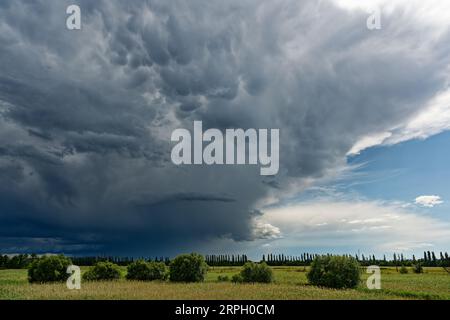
[0,266,449,300]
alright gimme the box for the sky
[0,0,449,259]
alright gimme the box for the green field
[0,266,449,300]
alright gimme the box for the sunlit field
[0,266,448,300]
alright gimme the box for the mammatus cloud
[0,0,449,254]
[415,195,443,208]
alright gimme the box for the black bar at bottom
[0,300,447,318]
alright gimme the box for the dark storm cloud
[0,0,449,254]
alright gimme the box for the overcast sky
[0,0,449,258]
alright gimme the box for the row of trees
[69,256,171,266]
[0,254,37,269]
[205,254,249,266]
[2,251,449,269]
[262,251,450,267]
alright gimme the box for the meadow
[0,266,449,300]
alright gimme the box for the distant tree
[307,255,360,289]
[83,261,121,281]
[393,253,398,271]
[239,262,273,283]
[169,253,208,282]
[28,255,72,283]
[399,266,408,274]
[413,263,423,274]
[126,260,167,281]
[0,255,9,269]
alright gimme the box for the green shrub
[399,266,409,274]
[83,261,121,281]
[231,274,243,283]
[169,253,208,282]
[217,275,229,282]
[239,262,273,283]
[307,255,360,289]
[126,260,167,281]
[413,263,423,274]
[28,255,72,283]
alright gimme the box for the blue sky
[347,131,450,220]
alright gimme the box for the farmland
[0,266,449,300]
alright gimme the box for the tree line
[1,251,449,269]
[205,254,248,266]
[0,254,37,269]
[262,251,450,268]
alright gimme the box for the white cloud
[257,200,450,253]
[252,221,282,240]
[347,132,392,156]
[415,195,443,207]
[348,89,450,155]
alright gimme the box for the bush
[169,253,208,282]
[307,255,360,289]
[28,255,72,283]
[399,266,409,274]
[217,275,229,282]
[126,260,167,281]
[240,262,273,283]
[83,261,121,281]
[413,263,423,274]
[231,274,243,283]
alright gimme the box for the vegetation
[413,263,424,274]
[262,251,450,267]
[238,262,273,283]
[83,262,121,281]
[0,254,37,269]
[3,250,448,269]
[126,260,167,281]
[28,255,72,283]
[399,266,409,274]
[231,274,243,283]
[217,275,229,282]
[169,253,208,282]
[206,254,248,266]
[1,266,449,300]
[307,255,361,289]
[0,251,448,300]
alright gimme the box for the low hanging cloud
[0,0,450,254]
[415,195,443,208]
